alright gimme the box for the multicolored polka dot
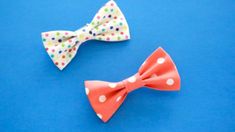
[58,39,62,43]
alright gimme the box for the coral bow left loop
[41,0,130,70]
[85,47,181,122]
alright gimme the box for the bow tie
[85,47,181,122]
[41,0,130,70]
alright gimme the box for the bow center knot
[75,24,96,42]
[122,73,145,93]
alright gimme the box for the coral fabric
[41,0,130,70]
[85,47,181,122]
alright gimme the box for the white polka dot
[142,61,146,66]
[99,95,107,103]
[97,113,102,119]
[108,83,117,88]
[166,78,174,86]
[157,58,165,64]
[116,96,122,102]
[85,88,89,95]
[128,76,136,83]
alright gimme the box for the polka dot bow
[85,47,181,122]
[41,0,130,70]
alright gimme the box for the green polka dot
[110,9,114,12]
[104,8,108,12]
[69,54,72,58]
[43,38,46,42]
[56,32,60,36]
[119,22,123,26]
[51,54,54,58]
[68,45,71,48]
[117,36,121,40]
[98,37,102,40]
[102,29,105,32]
[62,43,65,47]
[91,22,95,25]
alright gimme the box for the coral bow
[41,0,130,70]
[85,47,181,122]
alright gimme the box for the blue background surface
[0,0,235,131]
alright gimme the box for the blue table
[0,0,234,131]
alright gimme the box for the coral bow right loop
[85,47,181,122]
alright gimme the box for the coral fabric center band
[122,73,145,93]
[84,47,181,122]
[41,0,130,70]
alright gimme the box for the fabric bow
[41,0,130,70]
[85,47,181,122]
